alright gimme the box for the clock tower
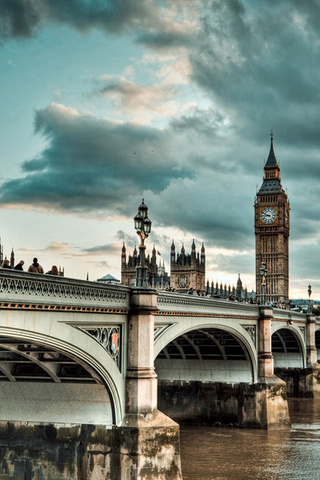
[255,132,290,307]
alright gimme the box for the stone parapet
[0,269,130,310]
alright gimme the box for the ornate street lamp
[260,261,267,306]
[308,284,312,314]
[134,199,152,287]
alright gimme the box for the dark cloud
[189,1,320,146]
[0,0,155,40]
[170,107,232,138]
[135,30,192,49]
[83,243,120,255]
[0,103,192,213]
[0,0,41,39]
[0,0,192,49]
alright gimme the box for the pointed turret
[201,242,205,264]
[258,130,282,193]
[171,240,175,264]
[181,244,185,266]
[191,239,196,263]
[10,248,15,268]
[236,273,242,299]
[265,130,278,168]
[121,242,126,265]
[151,244,157,268]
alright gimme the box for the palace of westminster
[121,132,290,306]
[0,133,290,306]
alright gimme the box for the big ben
[255,132,290,307]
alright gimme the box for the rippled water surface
[180,398,320,480]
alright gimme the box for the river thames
[180,398,320,479]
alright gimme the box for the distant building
[206,274,255,302]
[170,240,205,293]
[97,274,120,285]
[120,243,170,288]
[120,240,256,299]
[0,239,13,267]
[290,299,320,312]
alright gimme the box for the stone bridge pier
[119,288,182,480]
[274,313,320,398]
[251,305,291,429]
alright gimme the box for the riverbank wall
[0,418,182,480]
[275,367,320,397]
[158,379,290,429]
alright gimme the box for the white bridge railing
[157,291,259,318]
[0,269,130,311]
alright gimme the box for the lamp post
[134,199,152,288]
[308,284,312,314]
[260,261,267,306]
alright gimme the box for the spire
[10,248,14,268]
[258,131,282,193]
[122,242,126,253]
[265,130,278,168]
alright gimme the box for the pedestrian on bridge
[28,258,44,274]
[46,266,59,275]
[14,260,24,271]
[1,259,11,269]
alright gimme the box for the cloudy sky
[0,0,319,298]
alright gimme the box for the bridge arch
[0,319,124,425]
[154,322,257,383]
[271,325,306,369]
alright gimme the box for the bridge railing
[0,269,130,311]
[157,291,259,318]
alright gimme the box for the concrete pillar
[258,305,274,380]
[125,288,158,413]
[120,287,182,480]
[247,305,291,429]
[306,314,318,366]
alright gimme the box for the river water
[180,398,320,479]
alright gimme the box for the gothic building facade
[0,239,14,268]
[121,243,170,288]
[255,133,290,307]
[205,274,256,301]
[170,240,206,293]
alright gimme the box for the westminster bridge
[0,269,320,479]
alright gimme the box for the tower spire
[265,130,278,167]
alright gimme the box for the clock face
[261,207,276,224]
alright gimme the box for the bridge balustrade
[0,269,130,311]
